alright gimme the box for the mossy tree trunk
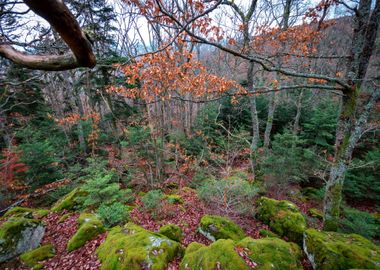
[323,87,357,231]
[323,87,379,230]
[323,0,380,230]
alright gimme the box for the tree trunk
[323,0,380,230]
[263,91,277,148]
[293,90,304,134]
[74,92,87,153]
[247,61,260,151]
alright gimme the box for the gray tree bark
[323,0,380,230]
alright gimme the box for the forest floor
[4,145,376,270]
[5,185,317,270]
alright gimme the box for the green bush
[77,170,134,210]
[197,178,258,215]
[344,147,380,204]
[169,131,208,158]
[189,168,215,188]
[141,190,163,211]
[339,207,380,240]
[97,202,129,227]
[18,140,62,187]
[262,131,317,187]
[301,99,338,151]
[126,125,166,185]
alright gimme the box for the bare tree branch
[0,0,96,70]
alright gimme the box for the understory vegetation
[0,0,379,269]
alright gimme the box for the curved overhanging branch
[0,0,96,71]
[0,45,79,71]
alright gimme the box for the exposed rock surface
[0,217,45,263]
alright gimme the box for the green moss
[0,217,39,241]
[304,229,380,270]
[3,207,49,219]
[180,237,302,270]
[308,208,323,220]
[259,229,279,238]
[58,213,71,223]
[166,195,183,204]
[96,223,181,270]
[180,239,250,270]
[256,197,306,243]
[51,188,85,212]
[238,237,302,270]
[159,224,183,242]
[323,183,343,231]
[20,244,55,270]
[34,209,49,218]
[67,213,105,252]
[0,217,44,262]
[256,197,299,223]
[76,213,97,225]
[198,215,246,241]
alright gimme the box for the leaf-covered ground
[7,187,315,270]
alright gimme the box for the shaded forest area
[0,0,379,269]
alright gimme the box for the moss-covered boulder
[238,237,302,269]
[20,243,55,270]
[259,229,280,238]
[0,217,45,263]
[180,237,302,270]
[304,229,380,270]
[4,207,49,219]
[67,213,105,252]
[51,188,85,212]
[180,239,250,270]
[256,197,306,243]
[198,215,245,241]
[159,224,183,242]
[97,223,181,270]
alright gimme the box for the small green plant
[197,178,258,215]
[97,202,129,227]
[141,189,163,211]
[75,159,134,211]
